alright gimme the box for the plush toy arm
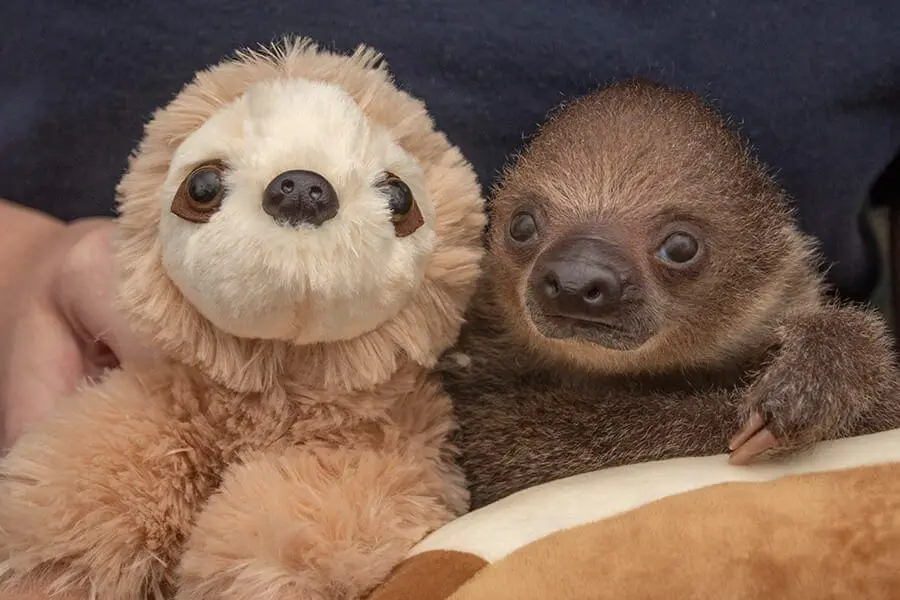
[0,370,215,600]
[0,580,85,600]
[175,444,459,600]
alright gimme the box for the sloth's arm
[729,302,900,464]
[175,445,460,600]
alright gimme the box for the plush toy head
[115,38,485,392]
[159,75,437,346]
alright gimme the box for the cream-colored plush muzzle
[158,77,436,344]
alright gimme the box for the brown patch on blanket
[447,462,900,599]
[367,550,488,600]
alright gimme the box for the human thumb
[51,221,154,372]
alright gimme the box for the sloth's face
[494,193,708,353]
[490,181,788,373]
[482,82,800,374]
[157,77,436,344]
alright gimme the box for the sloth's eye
[379,172,423,237]
[657,231,699,264]
[509,212,538,243]
[171,160,226,223]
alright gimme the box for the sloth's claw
[728,422,777,465]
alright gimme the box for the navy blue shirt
[3,0,900,301]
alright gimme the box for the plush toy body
[442,80,900,509]
[0,39,486,600]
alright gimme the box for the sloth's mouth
[549,314,629,335]
[558,315,624,331]
[525,306,653,351]
[543,315,627,338]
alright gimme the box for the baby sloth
[443,80,900,510]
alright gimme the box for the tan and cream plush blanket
[369,428,900,600]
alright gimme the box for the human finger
[0,303,84,448]
[50,222,153,370]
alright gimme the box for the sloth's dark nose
[263,170,338,227]
[531,237,625,320]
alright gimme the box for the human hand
[0,209,150,449]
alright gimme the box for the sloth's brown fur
[442,80,900,510]
[0,38,486,600]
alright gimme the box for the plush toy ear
[352,44,390,72]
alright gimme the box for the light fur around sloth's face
[159,77,435,343]
[114,39,486,392]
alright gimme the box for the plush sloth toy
[0,38,486,600]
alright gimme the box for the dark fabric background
[2,1,900,301]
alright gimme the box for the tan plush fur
[0,37,486,600]
[447,462,900,599]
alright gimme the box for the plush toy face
[158,78,436,343]
[114,40,485,391]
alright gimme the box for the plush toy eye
[385,177,414,217]
[379,172,424,238]
[657,231,700,265]
[188,170,223,204]
[171,160,226,223]
[508,212,538,243]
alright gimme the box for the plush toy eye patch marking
[170,163,424,236]
[171,160,227,223]
[379,171,424,238]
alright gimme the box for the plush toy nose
[263,170,339,227]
